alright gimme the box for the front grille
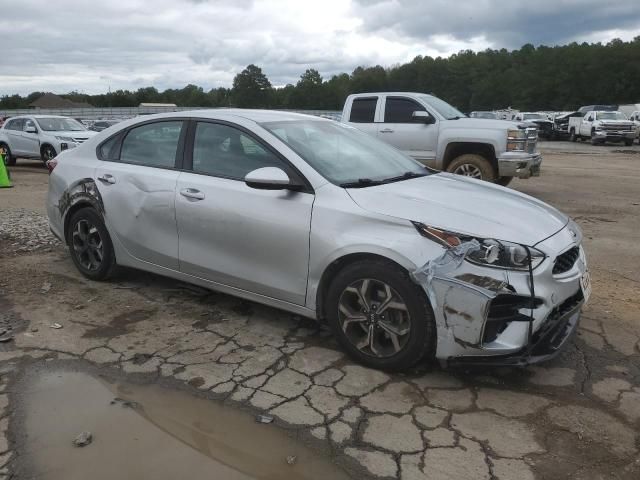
[602,124,634,132]
[552,246,579,274]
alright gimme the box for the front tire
[41,144,57,163]
[446,154,497,183]
[325,259,436,371]
[624,139,633,146]
[66,208,117,281]
[569,129,577,142]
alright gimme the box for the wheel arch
[314,252,415,324]
[442,142,497,172]
[60,178,106,243]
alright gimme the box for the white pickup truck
[341,92,541,186]
[568,110,636,146]
[0,115,96,166]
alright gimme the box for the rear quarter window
[349,98,377,123]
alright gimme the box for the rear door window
[349,98,378,123]
[120,121,183,168]
[5,119,24,131]
[384,97,427,123]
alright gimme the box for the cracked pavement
[1,143,639,479]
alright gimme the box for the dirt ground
[0,141,639,479]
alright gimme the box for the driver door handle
[380,128,394,133]
[97,174,116,184]
[180,188,205,200]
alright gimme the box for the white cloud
[0,0,638,95]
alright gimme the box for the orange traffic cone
[0,149,12,188]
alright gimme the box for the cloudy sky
[2,0,639,95]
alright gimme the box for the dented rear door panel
[95,161,180,270]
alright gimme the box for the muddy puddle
[21,370,351,479]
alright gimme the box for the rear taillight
[46,159,58,174]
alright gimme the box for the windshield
[261,120,431,186]
[418,94,466,120]
[596,111,626,121]
[35,117,86,131]
[523,113,546,120]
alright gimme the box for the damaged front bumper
[412,223,588,366]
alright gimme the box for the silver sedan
[46,110,590,370]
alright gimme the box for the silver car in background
[46,110,590,370]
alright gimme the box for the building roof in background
[29,93,94,109]
[138,103,177,107]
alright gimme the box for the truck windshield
[418,94,466,120]
[596,112,626,120]
[35,117,86,131]
[261,120,430,187]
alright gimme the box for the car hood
[599,120,634,126]
[47,130,97,138]
[347,173,568,246]
[448,118,520,130]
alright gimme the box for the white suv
[0,115,96,165]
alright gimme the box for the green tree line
[3,38,640,112]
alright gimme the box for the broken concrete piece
[73,431,93,447]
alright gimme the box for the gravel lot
[0,142,639,479]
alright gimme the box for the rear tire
[446,154,497,183]
[65,208,117,281]
[0,143,16,166]
[325,259,436,371]
[496,176,514,187]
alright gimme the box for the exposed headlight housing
[412,222,546,271]
[55,136,74,142]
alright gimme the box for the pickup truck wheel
[624,139,633,147]
[0,143,16,166]
[569,129,577,142]
[496,176,513,187]
[447,154,496,182]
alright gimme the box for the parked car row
[470,104,640,145]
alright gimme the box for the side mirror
[412,111,435,124]
[245,167,292,190]
[25,126,37,133]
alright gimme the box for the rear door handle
[380,128,394,133]
[180,188,205,200]
[97,174,116,184]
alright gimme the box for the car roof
[9,114,70,119]
[126,109,331,124]
[348,92,432,98]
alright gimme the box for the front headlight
[412,222,546,271]
[55,136,74,142]
[507,129,526,140]
[506,129,527,152]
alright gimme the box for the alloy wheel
[453,163,483,179]
[72,219,104,271]
[337,278,411,358]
